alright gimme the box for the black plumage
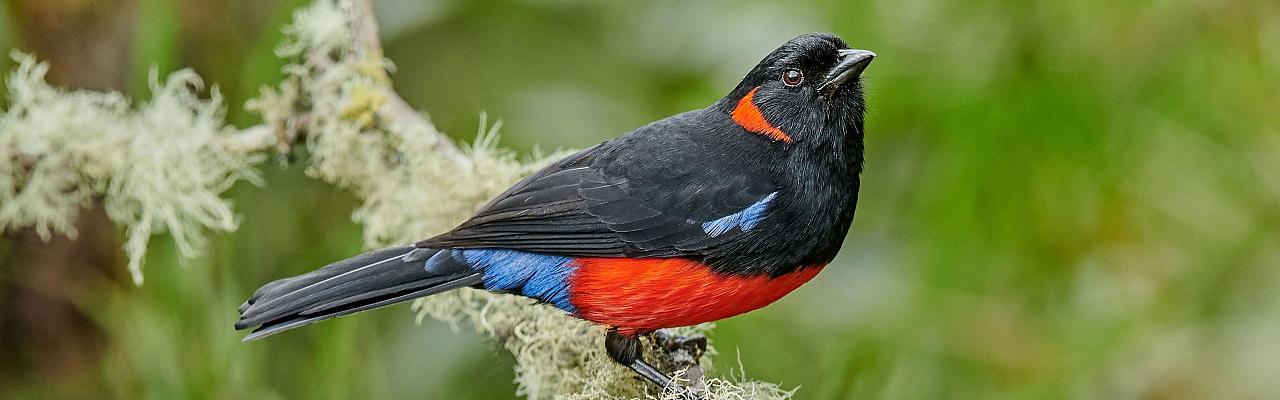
[420,34,868,276]
[235,246,480,340]
[235,32,874,396]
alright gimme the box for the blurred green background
[2,0,1279,399]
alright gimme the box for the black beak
[818,49,876,95]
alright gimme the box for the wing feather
[417,129,778,258]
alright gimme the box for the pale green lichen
[0,53,261,284]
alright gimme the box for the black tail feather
[235,246,479,341]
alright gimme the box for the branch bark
[228,0,468,166]
[347,0,470,166]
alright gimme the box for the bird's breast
[567,257,823,335]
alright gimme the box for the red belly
[567,258,823,335]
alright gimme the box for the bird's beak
[818,49,876,96]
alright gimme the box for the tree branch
[347,0,470,166]
[226,0,468,166]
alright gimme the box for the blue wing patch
[701,192,778,236]
[428,248,578,312]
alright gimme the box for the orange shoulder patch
[731,87,794,143]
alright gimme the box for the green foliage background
[2,0,1278,399]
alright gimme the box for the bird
[235,32,874,396]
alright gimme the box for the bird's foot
[652,330,708,394]
[606,329,709,399]
[654,330,708,360]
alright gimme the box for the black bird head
[718,33,874,155]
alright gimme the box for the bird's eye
[782,68,804,87]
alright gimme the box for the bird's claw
[650,330,709,397]
[655,330,708,359]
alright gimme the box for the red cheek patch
[731,87,794,143]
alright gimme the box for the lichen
[0,53,260,284]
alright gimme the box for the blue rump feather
[429,248,578,312]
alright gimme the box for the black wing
[418,122,778,258]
